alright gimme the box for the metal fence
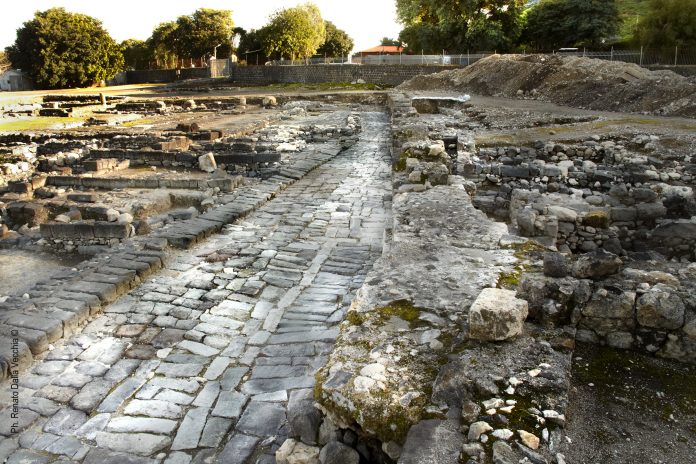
[546,47,696,66]
[264,48,696,67]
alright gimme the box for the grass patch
[120,117,155,127]
[0,117,87,132]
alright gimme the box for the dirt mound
[399,54,696,117]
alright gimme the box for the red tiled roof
[358,45,404,54]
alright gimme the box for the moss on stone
[582,210,610,229]
[346,310,366,326]
[497,268,522,290]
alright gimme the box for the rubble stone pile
[399,54,696,117]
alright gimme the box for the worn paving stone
[236,401,286,437]
[95,431,172,456]
[171,407,208,450]
[106,416,178,434]
[211,391,247,419]
[97,378,143,413]
[217,434,260,464]
[43,408,88,436]
[124,400,183,419]
[199,417,233,448]
[70,379,115,412]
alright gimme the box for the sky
[1,0,402,54]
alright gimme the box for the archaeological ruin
[0,55,695,464]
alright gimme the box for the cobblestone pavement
[0,111,391,464]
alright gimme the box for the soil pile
[399,54,696,117]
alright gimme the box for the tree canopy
[396,0,526,53]
[262,3,326,60]
[5,8,123,89]
[317,21,354,57]
[121,39,151,70]
[237,29,271,64]
[637,0,696,47]
[522,0,620,49]
[0,51,10,73]
[147,22,179,69]
[381,37,402,46]
[174,9,235,58]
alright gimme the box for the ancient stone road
[0,112,391,463]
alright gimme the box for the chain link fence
[263,48,696,67]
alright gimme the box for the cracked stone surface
[0,111,390,463]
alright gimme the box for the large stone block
[637,285,685,330]
[469,288,528,341]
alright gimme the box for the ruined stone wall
[228,65,454,87]
[125,65,454,86]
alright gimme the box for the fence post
[640,46,643,66]
[675,46,678,66]
[467,49,470,66]
[583,47,586,57]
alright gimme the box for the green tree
[0,51,10,72]
[396,0,526,53]
[147,21,179,68]
[317,21,354,57]
[262,3,326,60]
[175,9,235,58]
[381,37,402,46]
[5,8,123,89]
[637,0,696,47]
[237,28,271,64]
[522,0,620,49]
[121,39,152,70]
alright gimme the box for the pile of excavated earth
[0,58,695,464]
[400,54,696,117]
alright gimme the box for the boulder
[547,206,577,223]
[469,288,529,341]
[287,389,321,445]
[277,439,320,464]
[319,441,359,464]
[543,252,568,278]
[423,163,449,186]
[572,250,622,279]
[581,287,636,320]
[263,96,278,107]
[492,441,520,464]
[637,285,685,330]
[399,420,464,464]
[105,209,120,222]
[198,153,217,173]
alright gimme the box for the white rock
[492,429,513,440]
[198,153,217,173]
[353,376,377,393]
[106,209,120,222]
[518,430,540,449]
[263,96,277,107]
[467,421,493,441]
[469,288,529,341]
[118,213,134,224]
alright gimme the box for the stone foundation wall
[229,65,454,87]
[124,65,454,86]
[40,221,135,252]
[45,175,238,192]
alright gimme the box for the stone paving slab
[0,111,391,463]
